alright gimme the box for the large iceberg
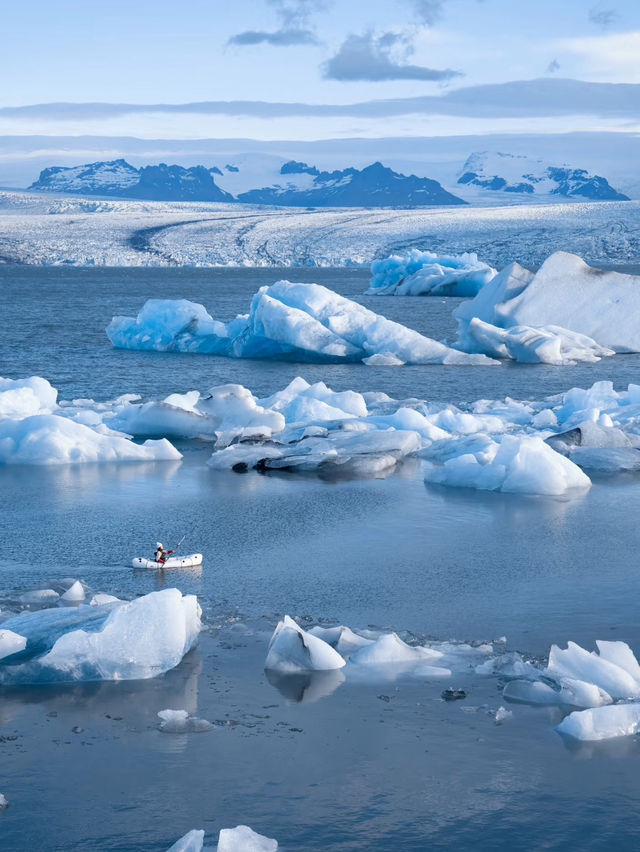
[367,250,497,296]
[556,704,640,741]
[107,282,496,366]
[0,589,200,684]
[455,252,640,353]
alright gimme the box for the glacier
[0,589,200,684]
[367,249,497,296]
[107,282,496,366]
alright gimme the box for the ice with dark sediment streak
[0,589,200,684]
[265,615,346,673]
[106,282,497,366]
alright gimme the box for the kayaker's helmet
[156,542,163,549]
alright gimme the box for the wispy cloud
[3,79,640,122]
[588,4,620,30]
[323,30,462,82]
[409,0,446,26]
[546,59,560,73]
[229,0,326,48]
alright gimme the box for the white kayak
[132,553,203,570]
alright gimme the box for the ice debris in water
[89,593,121,606]
[166,826,278,852]
[60,580,85,603]
[107,281,496,366]
[265,615,346,673]
[0,376,181,465]
[495,706,513,724]
[0,589,200,684]
[217,825,278,852]
[367,249,497,297]
[454,251,640,355]
[0,793,8,812]
[158,709,214,733]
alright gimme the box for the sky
[2,0,640,139]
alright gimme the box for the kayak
[132,553,203,569]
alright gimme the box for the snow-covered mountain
[457,152,629,201]
[29,158,466,207]
[31,160,234,202]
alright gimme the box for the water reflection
[265,668,345,704]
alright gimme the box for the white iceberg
[545,641,640,700]
[61,580,86,603]
[0,376,58,418]
[0,589,200,684]
[107,282,497,366]
[457,317,614,365]
[157,709,214,733]
[455,252,640,353]
[265,615,346,673]
[556,704,640,741]
[217,825,278,852]
[349,633,443,666]
[367,250,497,296]
[424,434,591,496]
[166,829,205,852]
[0,629,27,661]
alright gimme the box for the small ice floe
[495,706,513,724]
[0,588,200,684]
[424,434,591,496]
[265,615,346,673]
[545,640,640,701]
[165,829,205,852]
[556,703,640,741]
[0,629,27,661]
[60,580,86,603]
[349,633,443,667]
[165,825,278,852]
[89,593,121,606]
[157,709,214,733]
[19,588,60,604]
[367,250,496,297]
[308,624,374,656]
[0,793,8,812]
[218,825,278,851]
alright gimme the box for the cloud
[546,59,560,73]
[589,4,620,29]
[228,28,317,46]
[3,79,640,122]
[229,0,326,48]
[323,31,463,82]
[409,0,446,26]
[557,31,640,81]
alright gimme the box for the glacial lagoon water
[3,266,640,850]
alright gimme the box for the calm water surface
[1,265,640,851]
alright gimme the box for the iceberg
[349,633,443,666]
[424,434,591,496]
[265,615,346,673]
[157,709,213,733]
[0,589,200,684]
[217,826,278,852]
[0,629,27,661]
[556,704,640,741]
[455,252,640,353]
[166,830,205,852]
[107,282,497,366]
[0,376,58,417]
[545,641,640,700]
[367,250,497,296]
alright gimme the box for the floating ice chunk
[0,793,8,812]
[89,593,121,606]
[556,703,640,741]
[157,709,214,733]
[424,434,591,496]
[0,589,200,684]
[596,640,640,682]
[557,678,612,708]
[308,625,374,656]
[475,652,540,679]
[545,641,640,700]
[108,284,497,366]
[0,376,58,418]
[493,253,640,353]
[261,379,368,422]
[349,633,443,666]
[217,825,278,852]
[368,250,497,297]
[0,413,181,465]
[19,588,60,603]
[61,580,85,603]
[457,318,614,365]
[361,353,405,366]
[0,630,27,661]
[503,680,562,705]
[165,829,205,852]
[495,706,513,724]
[265,615,346,673]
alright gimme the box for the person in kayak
[154,542,174,565]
